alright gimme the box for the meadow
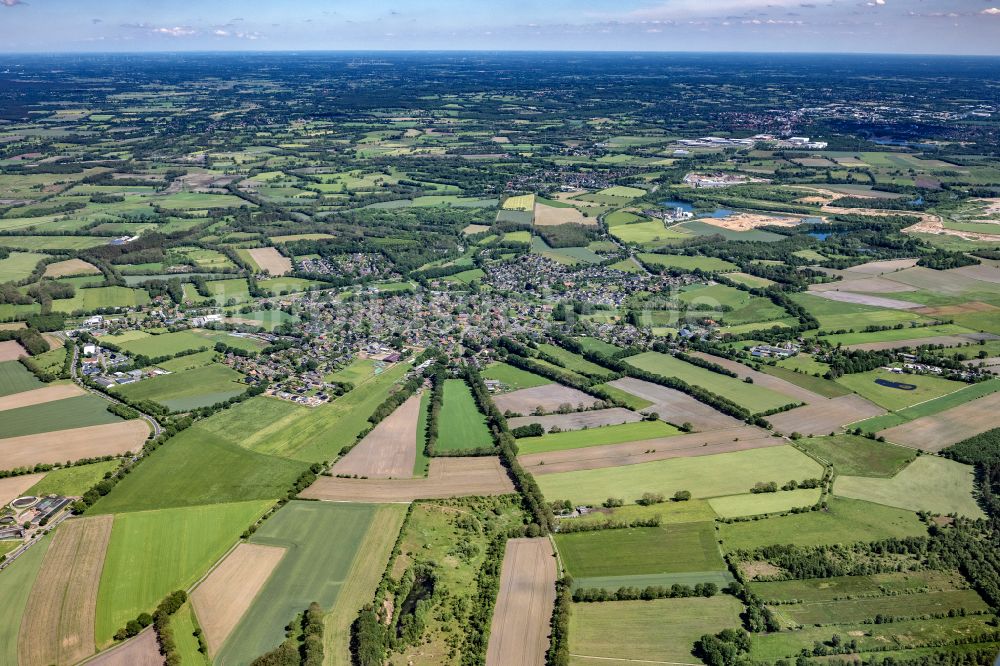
[0,534,51,666]
[435,379,493,452]
[637,252,737,272]
[0,394,122,438]
[795,435,915,477]
[50,286,150,313]
[708,488,822,518]
[481,362,552,390]
[835,369,966,411]
[111,363,247,411]
[0,251,44,282]
[23,460,120,497]
[820,323,974,347]
[772,589,987,626]
[610,220,691,245]
[852,377,1000,432]
[114,329,261,357]
[515,420,679,454]
[536,343,612,377]
[758,363,852,398]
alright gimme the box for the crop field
[502,194,535,211]
[568,596,745,665]
[790,293,927,330]
[50,286,150,313]
[637,252,738,272]
[0,383,83,411]
[0,360,44,395]
[758,363,852,398]
[535,444,822,506]
[332,392,421,478]
[0,251,44,282]
[753,570,968,603]
[0,472,44,508]
[605,377,743,429]
[244,247,292,275]
[796,435,915,477]
[508,407,644,433]
[24,460,120,497]
[878,390,1000,451]
[0,394,121,438]
[94,500,270,646]
[481,362,552,390]
[434,379,493,452]
[687,352,826,404]
[625,351,797,413]
[42,258,100,277]
[559,498,718,529]
[515,419,678,453]
[768,394,886,436]
[719,497,927,551]
[0,419,150,469]
[0,534,52,666]
[834,369,966,411]
[822,323,975,348]
[708,488,822,518]
[111,362,246,411]
[852,377,1000,432]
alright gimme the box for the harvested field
[0,472,45,507]
[0,340,28,361]
[87,630,164,666]
[191,543,286,656]
[878,391,1000,451]
[768,394,886,436]
[951,264,1000,284]
[246,247,292,276]
[485,538,557,666]
[689,352,823,404]
[300,456,514,503]
[702,212,798,231]
[43,258,100,277]
[507,407,642,432]
[521,425,777,475]
[331,393,421,478]
[533,202,596,227]
[844,258,919,275]
[847,334,995,351]
[0,420,150,469]
[810,277,916,293]
[810,290,923,309]
[916,301,999,317]
[605,377,743,430]
[492,384,602,415]
[0,383,84,411]
[884,266,995,296]
[18,515,114,666]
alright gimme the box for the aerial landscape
[0,1,999,666]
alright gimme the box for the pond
[875,378,917,391]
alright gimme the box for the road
[70,343,163,437]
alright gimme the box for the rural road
[70,343,163,437]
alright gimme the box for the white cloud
[152,26,197,37]
[982,7,1000,15]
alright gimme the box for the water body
[875,378,917,391]
[660,200,695,213]
[808,232,831,241]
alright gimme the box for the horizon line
[1,49,999,58]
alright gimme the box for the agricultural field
[110,362,247,411]
[834,369,966,411]
[0,393,122,438]
[435,379,493,452]
[515,419,679,454]
[481,362,552,390]
[795,434,915,477]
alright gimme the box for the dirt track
[493,384,601,415]
[86,629,164,666]
[689,352,822,405]
[301,457,515,503]
[605,377,743,431]
[485,538,557,666]
[0,340,28,361]
[332,393,421,479]
[0,384,85,412]
[0,420,150,469]
[246,247,292,276]
[507,408,642,432]
[192,543,287,656]
[519,425,777,475]
[19,515,114,666]
[0,472,45,506]
[768,394,885,436]
[879,391,1000,452]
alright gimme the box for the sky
[0,0,999,55]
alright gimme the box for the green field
[0,251,45,282]
[537,343,611,377]
[481,362,552,391]
[610,220,691,245]
[0,235,110,251]
[516,420,679,454]
[820,323,974,348]
[835,369,966,411]
[719,497,926,551]
[708,488,822,518]
[435,379,493,452]
[537,445,823,507]
[771,589,987,627]
[753,570,968,603]
[558,498,718,528]
[156,350,216,372]
[791,293,928,330]
[50,286,150,313]
[326,358,377,385]
[95,500,270,646]
[852,377,1000,432]
[111,363,247,411]
[594,382,653,410]
[24,460,120,497]
[172,603,209,666]
[574,337,622,356]
[0,360,44,396]
[625,351,796,413]
[758,363,852,398]
[0,394,122,438]
[568,596,745,665]
[796,435,915,477]
[637,252,737,272]
[215,501,383,665]
[835,455,984,519]
[114,329,260,358]
[0,534,51,666]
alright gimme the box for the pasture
[605,376,743,430]
[24,460,120,497]
[834,369,966,411]
[0,251,44,282]
[772,589,986,627]
[435,379,494,452]
[708,488,822,518]
[50,286,150,313]
[610,220,691,245]
[536,343,611,377]
[637,252,738,272]
[481,362,552,390]
[835,456,983,518]
[111,363,247,411]
[515,419,679,454]
[795,434,915,477]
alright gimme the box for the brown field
[701,213,798,231]
[951,264,1000,285]
[19,515,114,666]
[462,224,491,236]
[191,543,286,656]
[0,384,84,412]
[847,334,997,352]
[533,203,597,227]
[42,258,100,278]
[810,290,923,310]
[493,384,601,416]
[0,339,28,361]
[768,394,886,436]
[520,425,777,475]
[689,352,821,405]
[508,408,642,432]
[810,277,916,294]
[86,629,164,666]
[300,457,515,503]
[883,266,995,297]
[332,393,421,479]
[246,247,292,276]
[606,377,743,430]
[916,301,999,317]
[843,258,919,276]
[42,333,63,350]
[0,472,46,506]
[0,420,150,469]
[0,322,26,331]
[878,391,1000,452]
[485,538,557,666]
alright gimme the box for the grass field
[0,360,44,396]
[114,330,214,357]
[821,323,974,347]
[611,220,691,245]
[50,286,150,313]
[708,488,822,518]
[796,435,915,477]
[481,362,552,391]
[771,589,987,627]
[0,394,122,438]
[537,445,823,507]
[157,350,215,372]
[574,337,622,356]
[852,377,1000,432]
[637,252,737,272]
[537,343,611,377]
[626,351,796,413]
[516,420,679,454]
[502,194,535,211]
[172,603,209,666]
[558,498,718,528]
[95,500,270,646]
[111,363,246,411]
[215,501,384,665]
[24,460,119,497]
[0,251,44,282]
[835,369,966,411]
[326,358,376,385]
[791,293,928,330]
[758,363,852,398]
[568,596,745,665]
[752,569,967,603]
[594,382,654,410]
[0,534,51,666]
[436,379,493,452]
[835,455,984,519]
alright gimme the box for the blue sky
[1,0,999,55]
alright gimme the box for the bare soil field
[883,267,995,296]
[950,263,1000,284]
[485,538,557,666]
[606,377,743,431]
[520,425,777,475]
[0,472,45,506]
[301,457,515,503]
[508,408,642,432]
[493,385,602,416]
[246,247,292,276]
[702,213,798,231]
[878,391,1000,452]
[43,258,100,278]
[847,334,998,352]
[843,258,919,276]
[689,352,822,405]
[905,215,1000,241]
[810,290,923,310]
[768,394,886,436]
[19,515,114,666]
[192,543,286,656]
[331,393,422,479]
[810,277,916,294]
[42,333,63,350]
[0,340,28,361]
[86,629,164,666]
[0,384,84,412]
[0,420,150,469]
[533,203,596,227]
[915,301,999,317]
